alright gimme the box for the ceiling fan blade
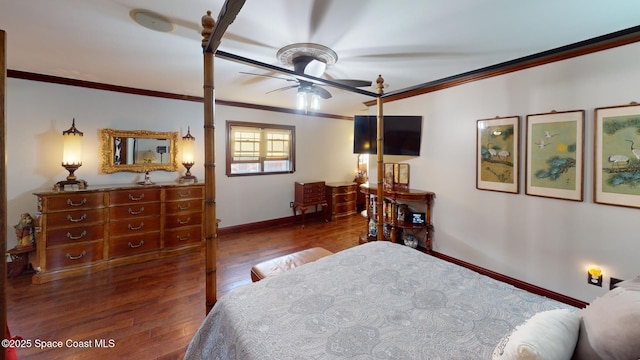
[313,85,332,99]
[266,85,300,94]
[330,79,372,88]
[239,71,298,83]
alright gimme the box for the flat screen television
[353,115,423,155]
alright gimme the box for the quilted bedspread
[184,241,574,359]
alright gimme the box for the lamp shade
[62,118,83,165]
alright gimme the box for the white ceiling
[2,1,640,116]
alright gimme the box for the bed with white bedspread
[184,241,575,359]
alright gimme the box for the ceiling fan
[240,43,373,109]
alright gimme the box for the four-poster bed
[200,0,386,309]
[188,3,582,359]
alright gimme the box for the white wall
[375,42,640,302]
[8,42,639,303]
[6,78,358,248]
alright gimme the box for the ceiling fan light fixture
[296,88,308,110]
[296,87,321,112]
[277,43,337,75]
[310,92,321,110]
[304,59,327,78]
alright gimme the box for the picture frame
[476,116,520,193]
[384,163,394,189]
[394,163,410,189]
[525,110,585,201]
[594,103,640,208]
[384,162,410,189]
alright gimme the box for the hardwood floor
[5,214,363,359]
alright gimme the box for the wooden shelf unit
[359,184,435,251]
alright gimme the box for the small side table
[6,245,35,278]
[293,181,327,227]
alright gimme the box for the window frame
[226,120,296,176]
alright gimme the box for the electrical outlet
[610,277,623,290]
[289,201,294,208]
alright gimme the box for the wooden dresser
[32,183,204,284]
[325,182,357,221]
[293,181,327,226]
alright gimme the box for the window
[226,121,295,176]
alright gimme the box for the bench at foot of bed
[250,247,333,282]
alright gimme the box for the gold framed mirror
[100,129,179,173]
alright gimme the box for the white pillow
[492,308,580,360]
[616,275,640,291]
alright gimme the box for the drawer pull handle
[177,203,191,210]
[128,240,145,248]
[128,193,145,201]
[66,251,86,260]
[66,230,87,240]
[67,198,87,207]
[177,233,191,241]
[128,222,144,231]
[128,206,145,215]
[177,190,191,198]
[177,217,191,225]
[67,213,87,223]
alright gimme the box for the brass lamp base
[54,178,88,191]
[179,162,198,184]
[54,163,88,191]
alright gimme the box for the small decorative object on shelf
[403,233,418,249]
[368,218,377,237]
[397,204,408,222]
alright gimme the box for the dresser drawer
[109,216,161,237]
[108,232,160,258]
[302,184,325,194]
[45,208,104,228]
[164,198,202,214]
[110,188,161,204]
[45,192,104,211]
[165,186,203,201]
[109,201,161,219]
[333,192,357,203]
[334,202,357,214]
[328,185,356,195]
[45,241,103,270]
[165,212,202,229]
[164,226,202,248]
[46,224,104,247]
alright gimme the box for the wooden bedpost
[1,29,8,353]
[375,75,385,240]
[201,0,246,313]
[201,11,217,312]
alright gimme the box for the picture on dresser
[476,116,520,194]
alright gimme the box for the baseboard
[430,251,589,309]
[217,212,326,236]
